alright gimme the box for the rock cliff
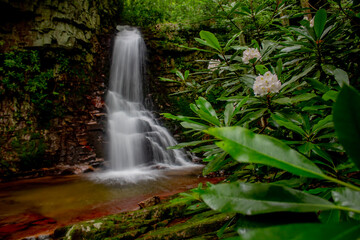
[0,0,122,179]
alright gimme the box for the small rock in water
[138,196,160,209]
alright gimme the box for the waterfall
[101,26,192,182]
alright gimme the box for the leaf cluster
[162,2,360,238]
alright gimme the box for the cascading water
[97,26,193,183]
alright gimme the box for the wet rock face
[0,0,120,179]
[0,0,120,50]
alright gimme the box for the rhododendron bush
[161,1,360,239]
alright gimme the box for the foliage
[163,1,360,238]
[11,130,48,171]
[0,49,90,124]
[121,0,218,27]
[0,49,91,172]
[0,50,53,107]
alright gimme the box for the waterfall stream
[98,26,194,182]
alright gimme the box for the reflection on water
[0,166,209,239]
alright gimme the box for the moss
[138,212,235,240]
[56,197,190,240]
[54,190,235,240]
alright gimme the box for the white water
[97,26,194,183]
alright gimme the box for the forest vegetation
[1,0,360,239]
[126,0,360,238]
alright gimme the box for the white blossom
[309,17,314,28]
[253,71,281,96]
[304,16,314,28]
[242,48,261,64]
[208,59,221,71]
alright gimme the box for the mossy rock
[54,197,190,240]
[138,211,234,240]
[53,195,235,240]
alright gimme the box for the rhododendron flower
[253,71,281,96]
[242,48,261,64]
[208,59,221,71]
[304,16,314,27]
[309,17,314,27]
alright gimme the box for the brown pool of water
[0,166,222,240]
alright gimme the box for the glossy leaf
[191,97,220,126]
[332,188,360,219]
[238,223,360,240]
[181,122,208,131]
[200,182,336,215]
[333,68,349,87]
[312,115,333,135]
[162,113,206,126]
[314,9,327,39]
[282,64,315,88]
[207,127,327,179]
[168,140,213,150]
[305,78,330,93]
[198,31,221,52]
[275,59,283,77]
[203,152,228,175]
[323,90,338,102]
[255,65,268,75]
[224,103,234,127]
[333,85,360,169]
[225,32,242,51]
[273,93,316,105]
[159,77,180,83]
[272,114,307,137]
[237,109,267,125]
[233,96,249,116]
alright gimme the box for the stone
[138,196,161,209]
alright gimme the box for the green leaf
[305,78,330,93]
[302,105,331,111]
[233,96,249,116]
[291,93,317,103]
[273,93,316,105]
[237,109,267,125]
[333,85,360,169]
[200,182,335,215]
[184,70,190,80]
[255,65,268,75]
[282,64,315,88]
[272,114,307,137]
[333,68,349,87]
[238,223,360,240]
[191,97,220,126]
[181,122,208,131]
[199,31,222,52]
[207,127,326,179]
[203,152,228,175]
[175,70,185,81]
[323,66,350,86]
[275,59,283,77]
[322,64,336,75]
[314,9,327,39]
[162,113,200,124]
[322,90,338,102]
[319,209,341,223]
[311,115,333,135]
[168,140,213,150]
[224,103,234,127]
[225,32,242,51]
[332,188,360,215]
[272,97,292,105]
[159,77,181,83]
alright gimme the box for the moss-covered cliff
[0,0,123,179]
